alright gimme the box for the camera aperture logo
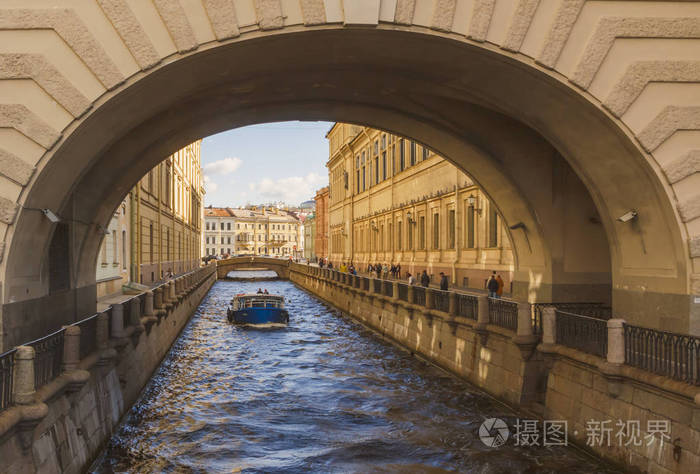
[479,418,510,448]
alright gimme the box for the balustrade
[383,280,393,297]
[0,348,16,410]
[26,329,65,389]
[397,283,408,302]
[488,298,518,331]
[431,289,450,313]
[457,294,478,320]
[532,302,610,335]
[554,310,608,358]
[624,324,700,385]
[74,314,98,360]
[413,287,426,306]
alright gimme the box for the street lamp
[467,195,482,215]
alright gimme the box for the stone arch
[216,257,290,280]
[0,2,698,348]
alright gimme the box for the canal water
[92,280,617,473]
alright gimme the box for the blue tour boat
[227,293,289,326]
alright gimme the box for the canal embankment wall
[0,265,217,474]
[289,264,700,473]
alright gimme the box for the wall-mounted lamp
[370,220,378,231]
[406,211,415,224]
[467,195,483,215]
[617,210,638,223]
[42,209,61,223]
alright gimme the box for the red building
[314,186,329,260]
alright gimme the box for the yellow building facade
[204,207,301,257]
[327,124,514,290]
[131,141,204,285]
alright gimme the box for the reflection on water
[92,280,616,473]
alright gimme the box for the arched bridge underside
[0,1,699,349]
[216,257,290,280]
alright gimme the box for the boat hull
[227,307,289,326]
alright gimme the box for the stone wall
[0,265,216,474]
[290,265,700,473]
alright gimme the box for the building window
[227,237,231,244]
[410,141,416,166]
[423,146,430,160]
[112,230,117,263]
[419,215,425,249]
[433,212,439,249]
[489,207,499,247]
[407,221,413,250]
[448,209,455,249]
[237,223,240,229]
[122,230,127,270]
[374,140,379,155]
[399,139,405,171]
[149,223,154,263]
[374,157,379,185]
[220,222,224,230]
[382,152,387,180]
[362,166,366,191]
[381,134,386,149]
[397,221,402,251]
[467,205,475,248]
[227,222,231,230]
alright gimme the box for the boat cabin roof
[235,293,283,300]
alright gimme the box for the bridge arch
[0,1,698,348]
[216,257,290,280]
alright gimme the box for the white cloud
[203,157,242,175]
[203,175,218,193]
[249,173,327,204]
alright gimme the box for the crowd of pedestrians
[315,258,506,297]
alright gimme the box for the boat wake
[236,322,288,329]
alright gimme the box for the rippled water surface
[92,280,616,473]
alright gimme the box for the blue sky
[201,121,332,207]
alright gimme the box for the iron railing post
[607,319,626,364]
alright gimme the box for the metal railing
[413,286,426,306]
[488,298,518,331]
[432,289,450,313]
[383,280,393,298]
[457,294,478,320]
[26,328,65,389]
[74,313,99,360]
[0,349,16,411]
[555,310,607,358]
[532,302,610,334]
[624,324,700,385]
[122,300,131,329]
[397,283,408,302]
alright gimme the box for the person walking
[487,272,499,298]
[367,263,374,274]
[382,263,389,279]
[439,272,449,291]
[496,274,504,298]
[396,263,401,279]
[407,272,415,286]
[420,270,430,287]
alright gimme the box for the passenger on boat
[257,288,263,294]
[264,289,269,294]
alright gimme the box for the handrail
[0,264,216,415]
[0,348,17,411]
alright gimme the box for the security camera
[617,210,638,223]
[42,209,61,223]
